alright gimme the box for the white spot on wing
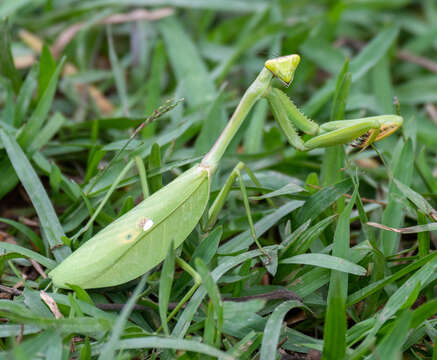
[142,219,154,231]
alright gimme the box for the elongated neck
[201,67,273,171]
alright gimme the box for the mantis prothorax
[49,54,403,289]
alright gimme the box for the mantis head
[265,54,301,86]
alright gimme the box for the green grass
[0,0,436,359]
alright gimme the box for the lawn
[0,0,436,359]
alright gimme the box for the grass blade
[281,253,365,276]
[303,27,399,116]
[218,201,304,254]
[195,258,223,332]
[0,21,21,94]
[260,300,303,360]
[17,57,65,149]
[380,138,414,255]
[159,242,175,335]
[94,336,234,360]
[0,129,71,262]
[107,25,128,115]
[372,310,412,360]
[322,189,356,359]
[97,274,148,360]
[0,242,57,269]
[296,178,352,225]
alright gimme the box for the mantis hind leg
[202,161,273,258]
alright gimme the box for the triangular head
[264,54,301,86]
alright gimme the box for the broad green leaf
[44,331,62,360]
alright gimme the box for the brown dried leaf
[40,290,63,319]
[52,8,174,56]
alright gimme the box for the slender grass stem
[156,258,201,333]
[134,156,150,199]
[72,158,135,240]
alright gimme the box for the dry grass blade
[397,50,437,74]
[53,8,174,56]
[367,221,437,234]
[40,291,63,319]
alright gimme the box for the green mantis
[49,54,402,289]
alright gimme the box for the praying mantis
[49,54,402,289]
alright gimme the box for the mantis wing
[49,165,210,289]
